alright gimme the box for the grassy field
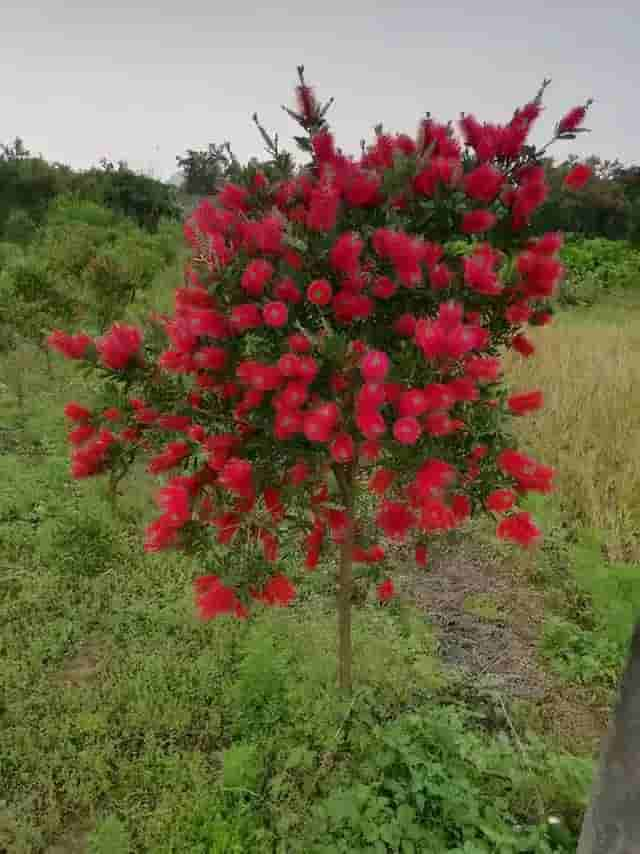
[1,265,639,851]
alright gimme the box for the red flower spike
[330,432,355,463]
[564,164,592,190]
[307,279,333,306]
[96,324,143,370]
[415,544,429,567]
[496,511,542,547]
[461,209,497,234]
[48,330,92,360]
[64,402,91,422]
[507,390,544,416]
[377,578,395,603]
[486,489,517,513]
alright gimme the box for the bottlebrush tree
[48,67,594,691]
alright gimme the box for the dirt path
[395,532,608,754]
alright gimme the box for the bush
[557,237,640,306]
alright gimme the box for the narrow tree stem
[334,463,355,695]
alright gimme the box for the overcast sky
[2,0,638,180]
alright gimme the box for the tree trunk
[577,620,640,854]
[334,464,355,695]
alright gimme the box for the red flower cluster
[50,71,590,623]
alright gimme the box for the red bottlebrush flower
[422,383,455,412]
[505,303,532,325]
[470,444,489,461]
[414,319,447,360]
[465,355,501,383]
[288,460,310,485]
[343,168,381,207]
[195,575,243,619]
[377,578,395,603]
[368,467,396,496]
[420,497,456,532]
[557,105,588,134]
[486,489,517,513]
[102,407,121,422]
[218,182,249,212]
[156,481,191,527]
[359,439,381,462]
[256,573,297,607]
[303,412,334,443]
[448,376,478,403]
[68,424,96,445]
[277,353,303,378]
[263,301,289,328]
[356,409,387,440]
[463,164,504,202]
[231,304,263,333]
[398,389,428,417]
[135,407,159,425]
[147,441,191,475]
[496,511,542,547]
[507,390,544,416]
[263,487,285,522]
[307,279,333,306]
[429,263,453,290]
[415,544,429,567]
[497,450,554,493]
[330,232,363,276]
[393,416,422,445]
[295,356,319,384]
[258,529,279,562]
[288,333,312,353]
[532,231,564,255]
[461,209,497,234]
[356,382,386,411]
[47,330,92,360]
[158,414,192,432]
[218,457,253,497]
[64,402,91,422]
[273,277,302,304]
[280,381,309,410]
[330,432,355,463]
[393,313,417,337]
[274,409,303,440]
[95,323,143,370]
[195,346,227,371]
[564,163,592,191]
[372,276,397,299]
[188,424,205,442]
[360,350,390,382]
[296,84,318,122]
[451,494,471,523]
[312,130,336,163]
[414,458,457,498]
[376,500,416,541]
[512,333,535,358]
[425,412,457,437]
[70,429,115,479]
[241,259,273,297]
[308,182,340,231]
[328,509,350,544]
[463,255,501,296]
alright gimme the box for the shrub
[49,66,594,691]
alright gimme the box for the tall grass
[504,303,640,561]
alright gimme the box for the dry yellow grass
[503,305,640,561]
